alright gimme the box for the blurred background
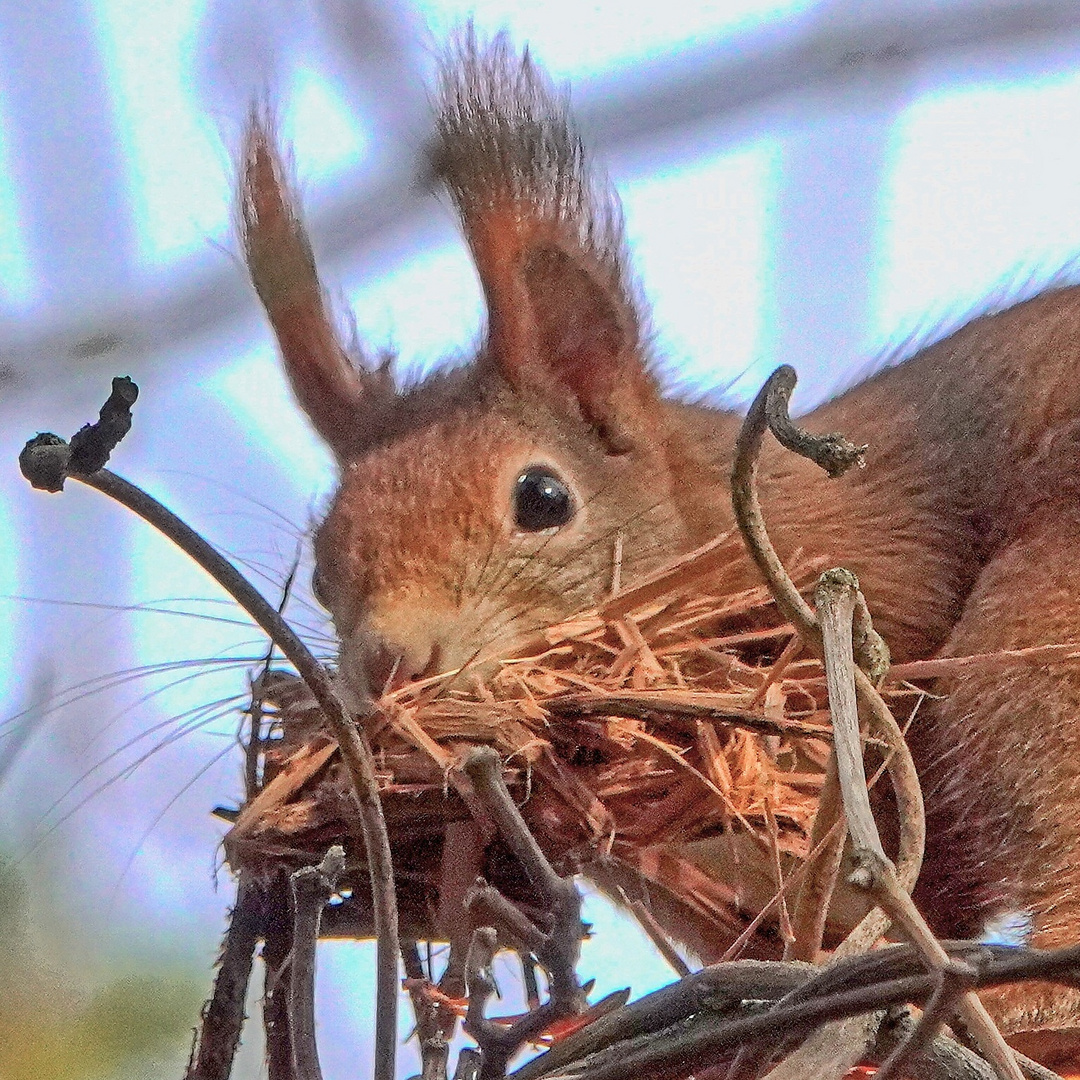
[2,0,1080,1076]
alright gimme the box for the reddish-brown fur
[242,35,1080,1053]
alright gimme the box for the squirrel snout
[368,638,443,694]
[344,635,443,701]
[338,611,452,704]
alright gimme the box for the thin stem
[289,846,346,1080]
[815,569,883,860]
[784,755,844,963]
[185,875,264,1080]
[873,959,978,1080]
[74,467,401,1080]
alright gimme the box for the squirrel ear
[510,241,645,452]
[433,36,654,453]
[240,112,387,462]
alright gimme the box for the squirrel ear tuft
[432,34,655,451]
[240,111,383,462]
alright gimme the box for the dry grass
[222,536,932,955]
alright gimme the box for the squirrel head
[242,34,731,699]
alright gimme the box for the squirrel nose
[363,638,443,695]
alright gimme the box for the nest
[222,536,920,959]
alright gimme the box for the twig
[289,846,346,1080]
[622,895,692,978]
[462,747,586,1015]
[728,366,1019,1079]
[263,873,295,1080]
[830,663,924,958]
[403,941,452,1080]
[512,960,812,1080]
[726,801,847,1076]
[730,364,864,643]
[540,975,934,1080]
[873,958,979,1080]
[870,1010,995,1080]
[783,755,844,963]
[512,941,1079,1080]
[729,365,923,915]
[454,1048,483,1080]
[849,847,1024,1080]
[185,875,265,1080]
[84,469,401,1072]
[466,878,549,955]
[815,569,1021,1080]
[406,937,455,1080]
[246,563,300,797]
[17,375,138,490]
[192,641,274,1080]
[19,381,401,1080]
[524,943,1080,1080]
[522,955,542,1011]
[458,747,589,1078]
[748,633,803,706]
[463,926,528,1080]
[729,370,921,891]
[743,573,883,1080]
[547,693,833,742]
[888,642,1080,681]
[814,569,885,860]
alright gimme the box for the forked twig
[466,879,548,955]
[462,747,586,1016]
[730,365,923,916]
[459,746,588,1078]
[730,368,923,901]
[729,365,1021,1080]
[815,572,1021,1080]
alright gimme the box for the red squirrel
[241,35,1080,1049]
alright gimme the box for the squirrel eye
[513,466,576,531]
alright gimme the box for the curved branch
[19,382,399,1080]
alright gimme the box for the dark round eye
[513,466,576,531]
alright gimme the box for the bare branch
[185,876,265,1080]
[461,747,586,1016]
[289,846,347,1080]
[18,380,401,1080]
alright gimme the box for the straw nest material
[222,535,923,958]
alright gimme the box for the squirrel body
[241,36,1080,1049]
